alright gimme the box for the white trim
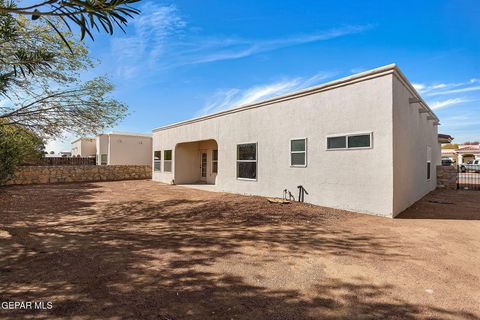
[236,142,258,181]
[290,138,307,168]
[326,132,373,150]
[153,150,162,172]
[163,149,173,173]
[211,149,218,174]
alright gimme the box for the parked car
[460,160,480,173]
[441,158,453,166]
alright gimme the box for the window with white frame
[426,146,432,180]
[290,138,307,167]
[212,149,218,173]
[101,154,107,165]
[154,151,161,171]
[164,150,172,172]
[237,143,257,180]
[327,133,372,150]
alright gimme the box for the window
[327,133,372,150]
[154,151,161,171]
[327,136,346,149]
[237,143,257,180]
[212,150,218,173]
[290,138,307,167]
[101,154,107,165]
[164,150,172,172]
[426,146,432,180]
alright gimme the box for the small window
[212,150,218,173]
[290,138,307,167]
[327,136,346,149]
[348,134,371,148]
[237,143,257,180]
[101,154,107,165]
[327,133,372,150]
[154,151,161,171]
[164,150,172,172]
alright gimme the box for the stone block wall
[436,165,457,190]
[5,165,151,185]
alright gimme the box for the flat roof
[71,137,95,144]
[153,64,439,132]
[102,131,152,138]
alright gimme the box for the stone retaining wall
[5,165,151,185]
[436,165,457,190]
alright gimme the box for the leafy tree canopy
[0,121,45,184]
[0,8,128,139]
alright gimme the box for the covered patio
[174,139,218,185]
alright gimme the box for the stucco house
[71,138,96,157]
[442,144,480,164]
[96,132,152,165]
[152,64,441,218]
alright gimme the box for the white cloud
[111,3,186,78]
[412,83,425,92]
[197,72,334,116]
[179,25,373,66]
[428,85,480,96]
[109,3,373,77]
[430,98,469,110]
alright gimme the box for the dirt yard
[0,180,479,320]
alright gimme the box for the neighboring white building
[71,138,96,157]
[151,64,442,218]
[96,132,152,165]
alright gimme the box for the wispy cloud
[197,72,334,115]
[413,79,480,96]
[176,25,373,67]
[428,85,480,96]
[430,98,470,110]
[111,2,186,78]
[110,2,373,78]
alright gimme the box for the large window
[327,133,372,150]
[154,151,161,171]
[212,149,218,173]
[237,143,257,180]
[426,146,432,180]
[164,150,172,172]
[290,138,307,167]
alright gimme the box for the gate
[457,163,480,190]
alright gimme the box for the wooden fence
[22,157,96,166]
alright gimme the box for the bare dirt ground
[0,180,479,320]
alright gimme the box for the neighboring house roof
[98,132,152,138]
[438,134,454,144]
[458,146,480,152]
[153,64,439,132]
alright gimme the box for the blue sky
[48,0,479,151]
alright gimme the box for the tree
[0,0,140,91]
[0,122,44,184]
[0,0,140,43]
[0,14,128,139]
[442,143,459,149]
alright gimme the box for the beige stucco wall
[153,73,395,216]
[71,139,96,157]
[96,135,109,164]
[392,75,440,216]
[108,134,153,165]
